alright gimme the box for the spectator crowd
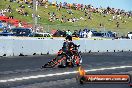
[0,0,131,37]
[52,28,117,39]
[4,0,132,27]
[48,1,132,25]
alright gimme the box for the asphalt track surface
[0,52,132,88]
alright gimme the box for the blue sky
[49,0,132,11]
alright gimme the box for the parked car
[91,31,102,37]
[0,32,13,36]
[101,31,115,38]
[0,27,13,36]
[11,28,32,36]
[32,32,52,38]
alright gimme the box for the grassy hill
[0,0,132,35]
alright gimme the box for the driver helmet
[65,35,72,41]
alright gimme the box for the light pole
[33,0,38,32]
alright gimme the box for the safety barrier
[0,37,132,56]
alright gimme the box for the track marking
[0,68,41,75]
[0,65,132,83]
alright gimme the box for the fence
[0,37,132,56]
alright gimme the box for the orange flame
[78,66,86,76]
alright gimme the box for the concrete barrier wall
[0,37,132,56]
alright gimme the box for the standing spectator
[38,15,41,19]
[59,2,62,9]
[24,11,29,16]
[112,15,116,20]
[62,30,66,37]
[3,27,8,33]
[99,23,104,27]
[10,0,13,2]
[9,14,14,19]
[88,13,92,20]
[7,5,12,13]
[72,30,78,37]
[56,3,59,11]
[18,21,23,27]
[87,31,93,38]
[116,21,120,28]
[7,22,11,30]
[79,29,83,38]
[83,30,87,38]
[66,30,72,36]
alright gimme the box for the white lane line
[0,68,41,75]
[0,65,132,83]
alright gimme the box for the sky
[49,0,132,11]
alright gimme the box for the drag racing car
[42,45,82,68]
